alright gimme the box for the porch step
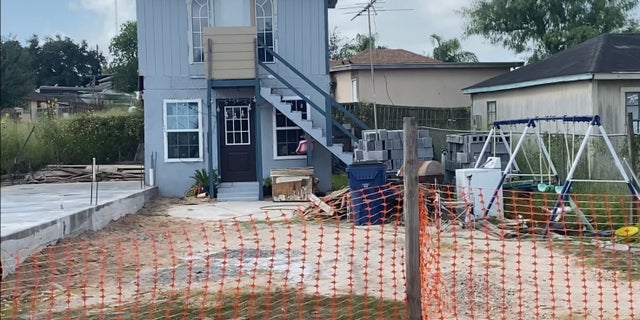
[217,182,259,201]
[260,87,354,165]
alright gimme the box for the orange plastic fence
[1,183,638,320]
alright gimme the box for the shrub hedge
[1,110,143,175]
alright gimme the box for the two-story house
[137,0,365,199]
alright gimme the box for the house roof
[330,48,523,72]
[463,33,640,94]
[330,49,439,68]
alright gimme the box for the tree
[329,28,387,60]
[430,34,479,62]
[462,0,640,62]
[107,21,138,93]
[0,37,34,108]
[27,35,105,87]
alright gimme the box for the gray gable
[465,33,640,92]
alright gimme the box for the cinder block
[365,150,387,161]
[390,149,403,160]
[419,137,433,148]
[374,140,384,150]
[418,148,434,159]
[364,131,378,141]
[418,129,430,138]
[391,139,404,150]
[377,129,388,141]
[387,130,401,140]
[362,141,376,151]
[355,149,364,160]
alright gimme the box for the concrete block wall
[353,129,434,171]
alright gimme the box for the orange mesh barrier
[420,184,639,320]
[1,183,638,319]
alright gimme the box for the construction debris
[24,164,144,184]
[299,188,350,220]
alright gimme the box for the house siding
[347,67,513,107]
[137,0,332,196]
[470,81,593,131]
[594,80,640,134]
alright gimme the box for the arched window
[256,0,275,63]
[190,0,209,63]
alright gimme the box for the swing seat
[537,183,556,193]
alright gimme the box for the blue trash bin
[347,161,389,225]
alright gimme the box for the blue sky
[2,0,639,63]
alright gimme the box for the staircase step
[216,182,259,201]
[260,86,354,165]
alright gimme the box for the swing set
[473,115,640,235]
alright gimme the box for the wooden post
[403,117,422,319]
[627,112,637,224]
[628,112,637,174]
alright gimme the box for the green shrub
[0,110,143,175]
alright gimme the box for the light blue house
[136,0,366,199]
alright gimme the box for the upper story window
[188,0,275,64]
[191,0,210,63]
[256,0,275,63]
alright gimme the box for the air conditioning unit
[471,114,482,131]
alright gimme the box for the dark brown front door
[218,100,256,182]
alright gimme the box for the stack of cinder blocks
[354,129,434,171]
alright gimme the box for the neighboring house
[330,48,522,108]
[137,0,360,199]
[463,33,640,133]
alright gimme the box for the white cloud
[68,0,136,59]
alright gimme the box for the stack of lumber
[25,164,144,183]
[299,188,350,220]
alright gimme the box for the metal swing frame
[474,115,640,228]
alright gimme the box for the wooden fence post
[403,117,422,319]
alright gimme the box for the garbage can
[347,161,390,226]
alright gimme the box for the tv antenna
[351,0,380,129]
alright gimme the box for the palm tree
[430,34,478,62]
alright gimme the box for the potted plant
[263,177,272,197]
[190,169,220,197]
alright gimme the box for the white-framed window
[273,99,308,159]
[187,0,276,64]
[487,100,497,129]
[256,0,275,63]
[351,78,358,102]
[189,0,210,63]
[163,99,204,162]
[623,89,639,134]
[224,105,251,145]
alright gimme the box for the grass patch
[503,190,635,230]
[332,172,349,191]
[550,239,640,281]
[35,290,406,320]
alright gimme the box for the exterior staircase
[260,87,354,165]
[216,181,260,201]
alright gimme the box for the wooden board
[271,167,314,202]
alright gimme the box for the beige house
[463,33,640,134]
[330,49,522,108]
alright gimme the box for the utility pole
[351,0,378,130]
[115,0,118,33]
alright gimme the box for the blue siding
[137,0,332,196]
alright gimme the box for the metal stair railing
[257,44,369,146]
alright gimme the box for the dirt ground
[1,197,638,320]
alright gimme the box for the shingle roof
[330,49,440,67]
[464,33,640,92]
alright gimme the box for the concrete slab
[166,201,310,221]
[1,181,157,279]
